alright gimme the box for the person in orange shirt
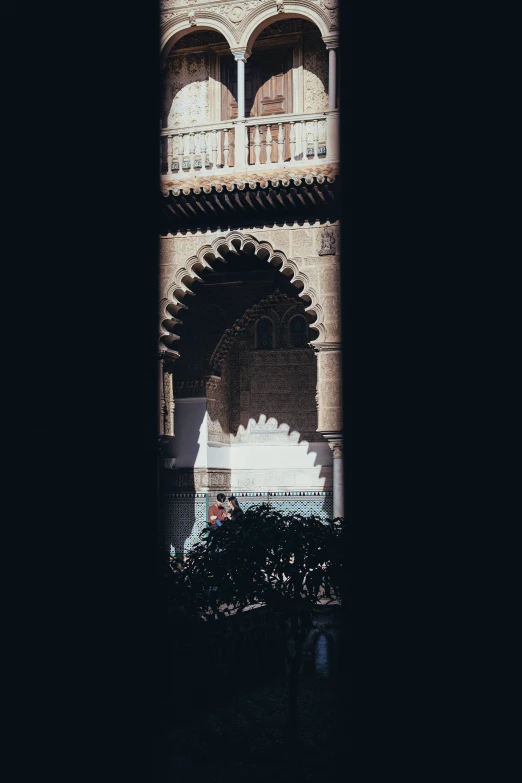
[208,493,227,528]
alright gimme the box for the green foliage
[170,503,344,620]
[167,505,344,740]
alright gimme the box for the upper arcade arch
[159,230,327,359]
[160,18,236,65]
[238,1,333,54]
[160,1,337,64]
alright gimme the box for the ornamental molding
[160,0,337,53]
[227,5,245,22]
[159,230,327,357]
[313,341,340,350]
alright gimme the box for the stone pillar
[315,343,343,435]
[158,354,174,437]
[328,439,344,519]
[315,342,344,519]
[326,43,338,110]
[324,37,340,162]
[235,51,247,119]
[158,356,165,436]
[232,49,249,172]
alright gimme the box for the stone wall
[159,221,341,341]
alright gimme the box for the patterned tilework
[164,492,333,555]
[164,493,207,556]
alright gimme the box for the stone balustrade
[160,111,339,178]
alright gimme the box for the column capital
[323,35,340,50]
[158,348,179,367]
[327,439,343,459]
[231,47,250,62]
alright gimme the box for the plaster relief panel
[234,470,296,490]
[303,30,329,113]
[163,50,210,129]
[207,366,231,443]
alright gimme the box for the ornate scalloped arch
[239,1,331,52]
[159,231,327,355]
[160,15,237,61]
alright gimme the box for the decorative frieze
[162,467,332,492]
[162,467,232,492]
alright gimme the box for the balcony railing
[160,111,339,179]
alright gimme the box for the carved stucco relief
[161,0,264,10]
[207,362,231,442]
[163,50,210,128]
[303,31,329,112]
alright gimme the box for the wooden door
[221,46,293,165]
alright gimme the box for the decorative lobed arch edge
[160,1,335,63]
[159,231,327,356]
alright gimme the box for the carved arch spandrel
[160,1,337,63]
[160,16,237,63]
[159,231,327,357]
[238,1,332,51]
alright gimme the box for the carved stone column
[315,343,343,434]
[323,36,340,162]
[327,438,344,519]
[158,354,174,438]
[315,342,344,518]
[231,48,250,172]
[325,40,338,110]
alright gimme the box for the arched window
[256,317,274,349]
[289,315,308,347]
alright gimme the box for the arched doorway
[160,237,334,555]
